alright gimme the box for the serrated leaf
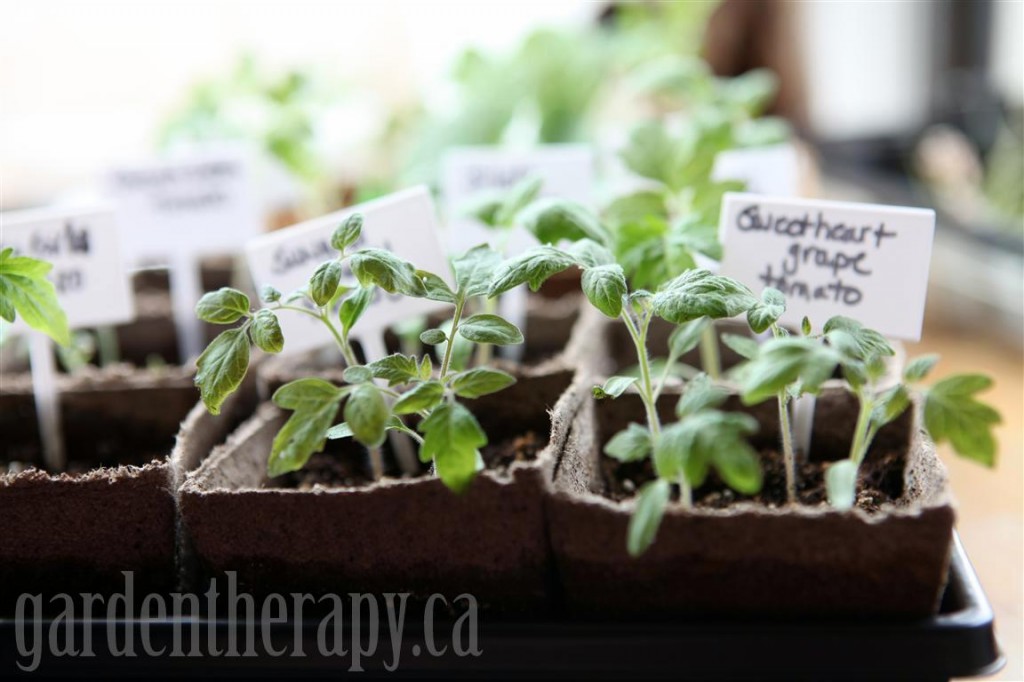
[924,374,1000,466]
[823,316,894,362]
[904,354,939,383]
[676,373,727,417]
[668,318,709,359]
[627,479,670,557]
[269,379,345,477]
[343,365,373,383]
[393,380,445,414]
[581,264,627,318]
[652,269,757,324]
[593,376,637,399]
[330,213,363,251]
[721,333,758,360]
[195,327,250,414]
[309,260,343,307]
[250,309,284,353]
[740,337,840,405]
[604,423,652,462]
[826,460,858,510]
[450,367,516,399]
[195,287,250,324]
[747,287,786,334]
[419,402,487,493]
[0,250,70,345]
[338,286,373,334]
[418,355,433,380]
[420,328,447,345]
[368,353,421,386]
[458,314,524,345]
[452,244,501,298]
[488,245,577,296]
[523,199,610,246]
[350,248,425,297]
[345,383,389,448]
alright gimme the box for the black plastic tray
[0,534,1002,679]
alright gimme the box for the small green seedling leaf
[627,479,670,557]
[524,199,610,246]
[196,287,250,324]
[494,175,543,226]
[419,402,487,493]
[450,367,516,398]
[872,384,911,428]
[309,260,343,307]
[458,314,524,345]
[721,333,758,360]
[593,376,638,399]
[488,246,576,296]
[342,365,373,383]
[453,244,502,298]
[651,269,757,324]
[581,264,627,318]
[269,378,345,476]
[0,249,71,346]
[195,327,250,414]
[350,248,425,296]
[250,309,284,353]
[569,239,616,268]
[747,287,785,334]
[345,383,390,448]
[826,460,858,510]
[604,423,652,463]
[823,316,894,362]
[904,354,939,383]
[420,328,447,345]
[338,286,374,334]
[434,318,473,373]
[924,374,1000,466]
[668,318,709,359]
[740,337,840,405]
[801,316,812,336]
[260,285,282,303]
[331,213,363,252]
[676,373,728,418]
[393,380,445,414]
[368,353,421,386]
[415,270,457,303]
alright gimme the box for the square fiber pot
[548,386,955,618]
[0,366,200,603]
[178,364,585,610]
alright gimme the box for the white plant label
[105,149,260,263]
[245,186,451,357]
[1,207,134,330]
[713,143,800,198]
[719,193,935,341]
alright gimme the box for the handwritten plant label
[105,149,260,263]
[719,193,934,340]
[245,186,451,356]
[1,207,134,330]
[441,144,595,254]
[713,143,800,198]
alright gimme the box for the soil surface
[602,448,906,512]
[3,453,164,476]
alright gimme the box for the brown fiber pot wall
[548,387,955,618]
[0,367,199,604]
[178,365,585,611]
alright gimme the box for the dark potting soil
[601,448,906,513]
[3,451,165,477]
[274,431,548,491]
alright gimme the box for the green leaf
[904,354,939,383]
[309,260,343,307]
[712,442,763,495]
[488,245,577,296]
[627,479,670,557]
[581,264,627,318]
[350,248,425,296]
[330,213,363,251]
[0,249,70,345]
[415,269,457,303]
[654,411,760,491]
[368,353,421,386]
[676,373,727,417]
[668,318,709,359]
[568,239,615,268]
[924,375,1000,466]
[823,316,894,362]
[747,287,786,334]
[344,383,389,448]
[652,269,757,324]
[195,327,251,414]
[250,309,284,354]
[419,402,487,493]
[620,123,679,189]
[419,355,434,380]
[740,337,840,405]
[721,333,759,360]
[420,328,447,345]
[260,285,282,303]
[452,244,502,298]
[653,421,698,483]
[458,314,524,345]
[872,385,911,428]
[450,367,516,399]
[826,460,858,510]
[269,379,345,477]
[604,423,652,462]
[801,316,812,336]
[494,175,542,226]
[325,422,353,440]
[342,365,373,383]
[434,318,473,373]
[603,191,668,229]
[523,199,610,246]
[195,287,251,324]
[338,286,374,334]
[393,380,445,414]
[593,375,638,399]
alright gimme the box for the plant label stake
[245,186,452,357]
[441,145,595,359]
[712,143,800,198]
[1,208,134,470]
[105,148,260,360]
